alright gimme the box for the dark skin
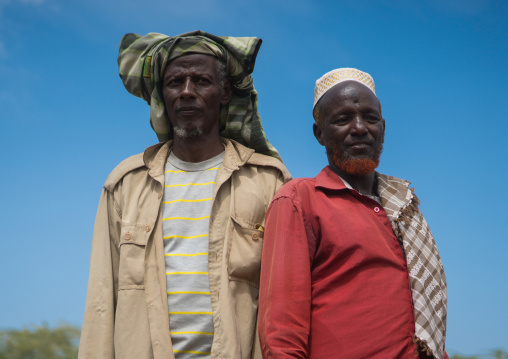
[313,81,385,196]
[162,54,232,162]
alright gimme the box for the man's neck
[329,163,377,197]
[171,134,224,163]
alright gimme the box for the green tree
[490,349,508,359]
[0,323,80,359]
[450,349,508,359]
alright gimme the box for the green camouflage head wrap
[118,30,280,160]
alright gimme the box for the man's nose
[351,116,368,135]
[180,78,196,98]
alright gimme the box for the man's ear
[313,122,325,146]
[220,78,233,105]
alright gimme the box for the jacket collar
[142,137,254,179]
[143,141,171,179]
[221,138,255,171]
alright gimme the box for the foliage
[0,323,80,359]
[450,349,508,359]
[0,322,505,359]
[450,354,479,359]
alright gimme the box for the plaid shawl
[117,31,281,160]
[377,173,447,359]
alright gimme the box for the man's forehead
[164,53,218,76]
[321,81,380,108]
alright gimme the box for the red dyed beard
[328,143,383,176]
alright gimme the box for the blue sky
[0,0,507,355]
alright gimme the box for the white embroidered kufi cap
[313,68,376,109]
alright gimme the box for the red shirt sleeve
[259,194,312,359]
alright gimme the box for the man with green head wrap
[79,31,291,359]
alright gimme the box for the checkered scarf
[377,173,447,359]
[117,31,281,160]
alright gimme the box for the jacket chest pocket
[118,224,150,289]
[228,216,264,287]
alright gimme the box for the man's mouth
[177,106,201,115]
[348,141,372,149]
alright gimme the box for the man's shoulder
[273,177,316,201]
[376,172,410,187]
[246,152,292,182]
[376,171,423,216]
[104,152,146,192]
[376,172,413,198]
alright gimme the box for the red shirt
[259,167,419,358]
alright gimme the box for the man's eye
[197,78,210,85]
[167,79,181,86]
[333,117,350,125]
[365,116,380,123]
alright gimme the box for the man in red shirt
[258,68,448,359]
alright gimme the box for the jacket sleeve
[79,188,121,359]
[258,195,312,359]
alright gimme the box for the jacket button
[145,225,151,232]
[124,233,131,240]
[252,233,259,241]
[158,192,163,199]
[374,207,380,213]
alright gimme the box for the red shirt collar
[314,166,349,191]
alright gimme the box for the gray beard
[173,126,204,139]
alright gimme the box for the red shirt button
[374,207,380,213]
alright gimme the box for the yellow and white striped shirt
[162,150,224,358]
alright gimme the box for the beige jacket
[78,138,291,359]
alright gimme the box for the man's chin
[333,156,379,176]
[173,126,204,139]
[328,142,383,176]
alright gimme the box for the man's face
[313,81,385,176]
[162,54,231,139]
